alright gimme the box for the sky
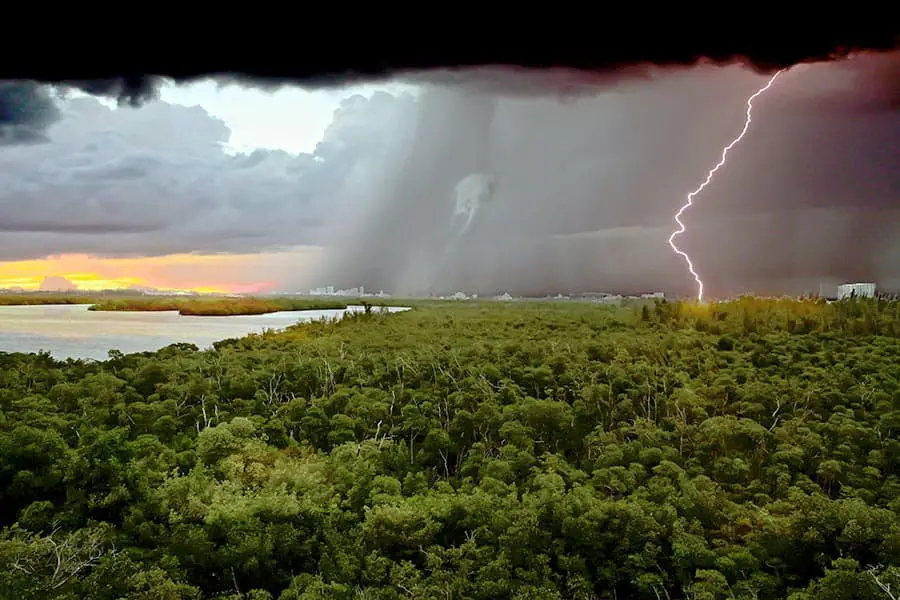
[0,52,898,297]
[0,79,415,293]
[158,80,416,154]
[312,54,900,297]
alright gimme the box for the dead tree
[9,527,115,591]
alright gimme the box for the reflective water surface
[0,304,406,360]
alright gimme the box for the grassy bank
[0,292,417,315]
[0,295,94,306]
[88,296,351,316]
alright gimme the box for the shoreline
[1,295,352,317]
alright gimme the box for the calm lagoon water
[0,304,407,361]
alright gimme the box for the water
[0,304,408,361]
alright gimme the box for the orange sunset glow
[0,248,323,294]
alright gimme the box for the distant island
[0,292,408,316]
[88,296,350,316]
[0,294,94,306]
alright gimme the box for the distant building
[308,285,336,296]
[641,292,665,299]
[837,282,876,300]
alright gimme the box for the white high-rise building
[837,282,876,300]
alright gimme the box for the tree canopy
[0,296,899,599]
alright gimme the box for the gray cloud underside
[0,91,413,260]
[0,81,62,145]
[0,52,898,297]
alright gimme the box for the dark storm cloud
[69,77,163,107]
[408,66,658,99]
[301,52,900,298]
[0,78,168,146]
[11,26,900,95]
[0,81,62,145]
[2,27,897,146]
[0,92,410,260]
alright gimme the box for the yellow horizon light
[0,250,312,294]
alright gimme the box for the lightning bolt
[668,69,785,303]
